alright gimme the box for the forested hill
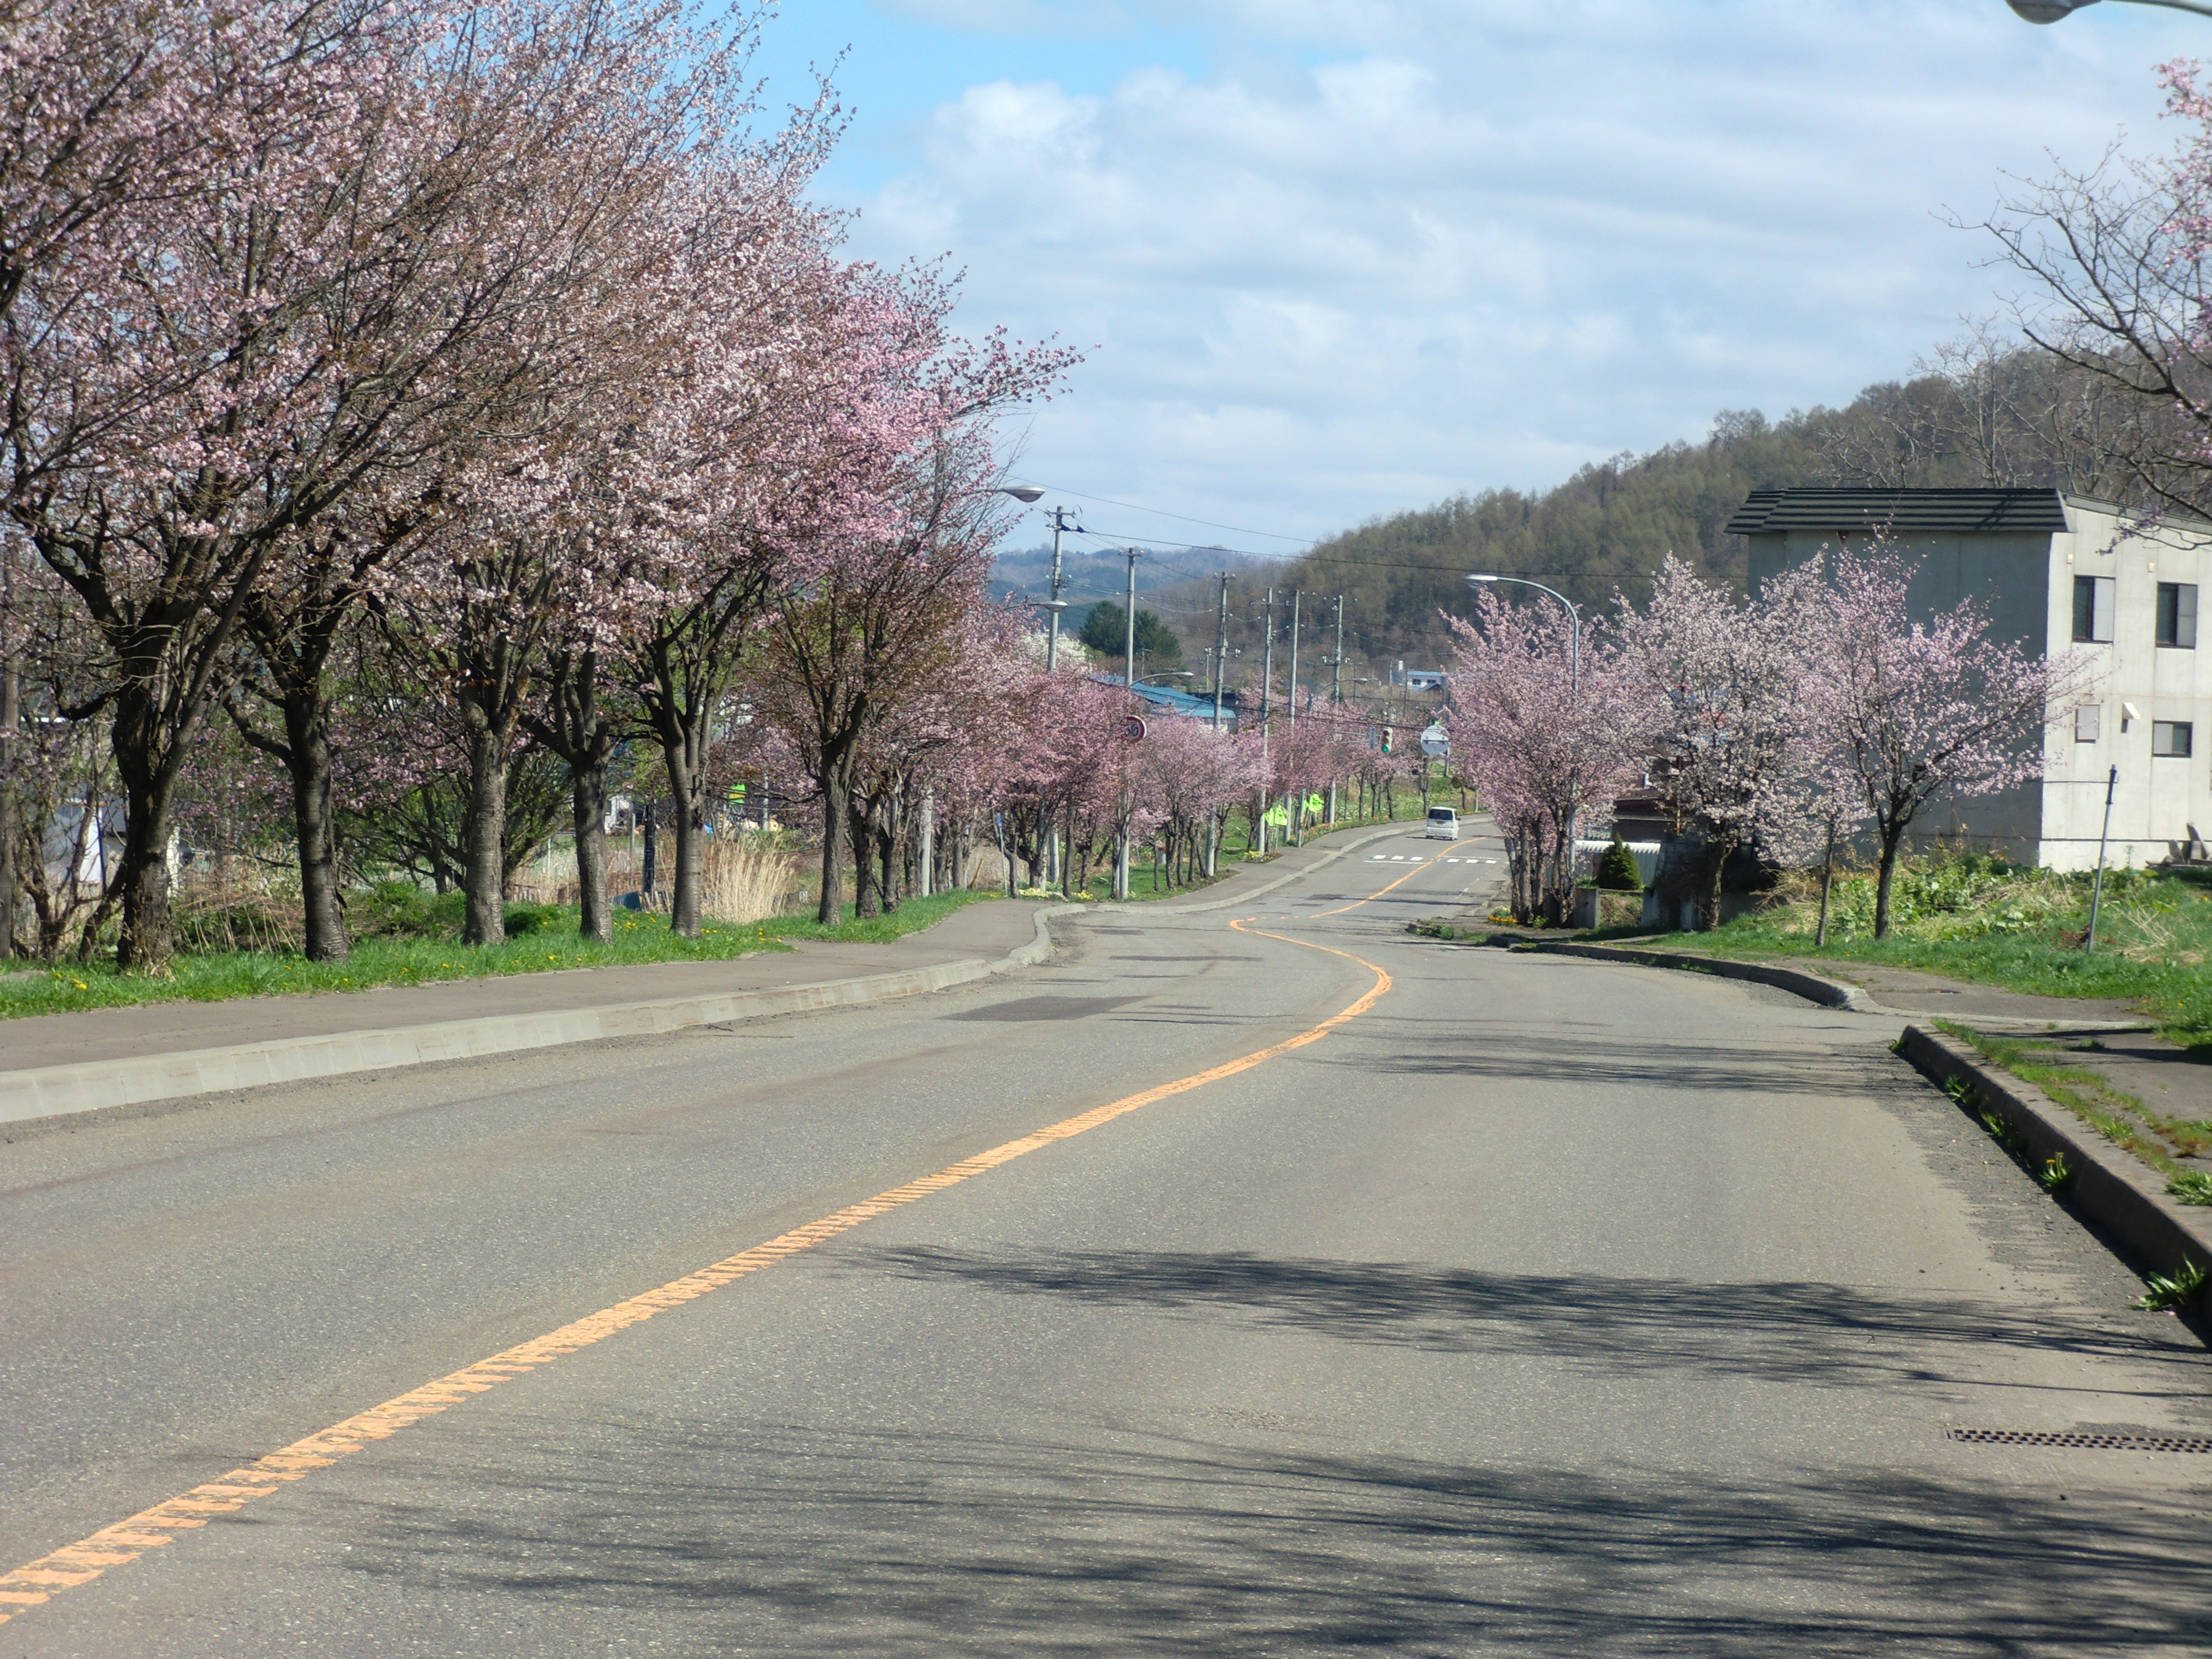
[1268,347,2136,672]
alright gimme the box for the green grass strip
[1934,1020,2185,1179]
[0,889,993,1022]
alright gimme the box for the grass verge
[0,888,992,1022]
[1603,858,2212,1048]
[1933,1019,2201,1180]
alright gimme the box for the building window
[2153,720,2194,758]
[2073,574,2115,643]
[2075,702,2101,743]
[2157,582,2199,648]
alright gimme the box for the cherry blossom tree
[1135,714,1266,886]
[1617,556,1834,929]
[0,1,433,967]
[619,164,884,938]
[357,0,811,948]
[757,451,1008,924]
[1443,591,1644,925]
[1799,545,2086,938]
[753,315,1075,922]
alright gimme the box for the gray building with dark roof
[1731,487,2209,870]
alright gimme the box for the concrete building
[1729,487,2210,872]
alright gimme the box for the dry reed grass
[701,834,797,924]
[171,858,306,954]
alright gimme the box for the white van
[1425,806,1459,841]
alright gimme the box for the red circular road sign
[1122,714,1148,742]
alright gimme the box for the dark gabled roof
[1723,487,2070,536]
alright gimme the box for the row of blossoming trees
[0,0,1428,971]
[1446,550,2085,937]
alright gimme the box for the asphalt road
[4,820,2210,1656]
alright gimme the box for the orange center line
[0,917,1392,1630]
[1314,843,1459,916]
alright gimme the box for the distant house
[1093,674,1241,727]
[1729,487,2210,871]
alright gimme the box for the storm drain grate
[1947,1428,2212,1453]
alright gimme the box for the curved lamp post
[2007,0,2212,20]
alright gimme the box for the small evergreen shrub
[1595,837,1642,891]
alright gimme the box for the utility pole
[1259,590,1275,724]
[1040,504,1080,886]
[1044,506,1079,673]
[1115,548,1139,900]
[1258,590,1275,854]
[1327,593,1344,826]
[1331,594,1344,703]
[1212,572,1230,731]
[1122,547,1139,685]
[917,787,934,899]
[1285,591,1301,845]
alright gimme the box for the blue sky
[747,1,2212,555]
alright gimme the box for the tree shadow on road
[330,1411,2212,1657]
[846,1245,2207,1395]
[1336,1024,1889,1099]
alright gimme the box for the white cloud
[827,0,2212,542]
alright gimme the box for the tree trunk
[523,647,620,945]
[460,698,507,947]
[850,797,880,919]
[110,823,173,973]
[670,800,702,935]
[878,796,899,911]
[641,803,658,895]
[279,684,348,963]
[0,641,17,961]
[817,761,851,925]
[108,686,184,972]
[1874,826,1906,939]
[1694,833,1730,934]
[572,764,611,943]
[1815,820,1837,948]
[652,727,707,939]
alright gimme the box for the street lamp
[995,484,1045,503]
[2007,0,2212,20]
[1133,670,1194,686]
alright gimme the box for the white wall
[2037,501,2212,871]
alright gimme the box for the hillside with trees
[1185,338,2182,677]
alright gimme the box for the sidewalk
[1521,937,2212,1185]
[0,819,1416,1130]
[0,900,1058,1130]
[0,899,1050,1076]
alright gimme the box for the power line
[1022,484,1314,545]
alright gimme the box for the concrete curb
[1897,1022,2212,1285]
[1518,941,1870,1011]
[0,911,1056,1133]
[1507,941,2151,1032]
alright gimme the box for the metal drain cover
[1947,1427,2212,1453]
